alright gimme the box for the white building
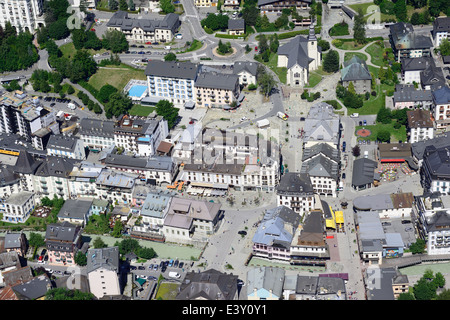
[277,24,321,87]
[0,0,44,33]
[32,157,75,200]
[407,109,434,144]
[0,191,35,224]
[276,172,315,216]
[233,61,258,86]
[106,11,180,44]
[353,193,415,220]
[144,61,199,106]
[86,247,121,299]
[79,118,115,152]
[431,86,450,129]
[432,17,450,47]
[46,135,86,160]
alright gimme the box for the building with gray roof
[45,221,82,266]
[411,133,450,166]
[176,269,239,300]
[389,22,433,62]
[107,11,180,43]
[341,55,372,94]
[145,61,199,106]
[195,72,240,108]
[247,267,285,300]
[352,158,379,191]
[289,274,347,300]
[86,247,121,299]
[303,102,340,148]
[432,16,450,47]
[393,84,433,109]
[228,18,245,35]
[3,232,27,256]
[79,118,115,151]
[46,134,86,160]
[276,25,321,87]
[421,145,450,195]
[431,85,450,128]
[420,64,445,91]
[233,61,258,86]
[252,205,300,262]
[11,274,52,300]
[57,199,93,226]
[301,152,339,197]
[277,172,315,215]
[366,267,397,300]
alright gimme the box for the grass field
[305,72,322,88]
[344,51,368,62]
[355,121,407,142]
[88,65,147,91]
[155,282,180,300]
[333,40,366,51]
[365,41,386,67]
[257,52,287,84]
[59,42,107,59]
[129,104,156,117]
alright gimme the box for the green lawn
[88,65,147,91]
[329,22,349,36]
[344,51,368,62]
[260,52,287,84]
[365,41,386,67]
[348,2,378,14]
[129,104,156,117]
[355,121,407,142]
[59,42,107,59]
[305,72,322,88]
[155,282,180,300]
[345,83,391,115]
[332,39,366,51]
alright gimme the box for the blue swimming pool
[128,85,147,97]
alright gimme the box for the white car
[175,34,183,39]
[350,113,359,118]
[240,117,248,122]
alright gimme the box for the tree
[414,277,437,300]
[102,29,129,53]
[47,18,70,40]
[119,0,128,10]
[117,238,140,255]
[398,291,415,300]
[318,39,330,51]
[155,99,179,128]
[409,239,426,254]
[108,0,118,10]
[93,237,107,249]
[97,84,118,103]
[258,34,269,54]
[111,220,123,238]
[323,49,339,73]
[439,38,450,56]
[410,12,421,25]
[377,129,391,142]
[128,0,135,10]
[257,66,276,97]
[259,14,271,30]
[347,82,356,95]
[75,250,87,266]
[137,246,156,259]
[159,0,175,14]
[394,0,407,22]
[269,33,279,53]
[29,232,45,248]
[242,6,259,26]
[377,106,392,124]
[437,289,450,300]
[67,85,75,95]
[46,288,95,300]
[353,8,366,44]
[104,92,133,118]
[274,14,289,29]
[434,272,446,289]
[352,145,361,157]
[72,29,87,50]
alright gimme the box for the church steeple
[308,19,317,42]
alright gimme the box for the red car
[146,42,152,45]
[91,28,95,31]
[255,46,258,51]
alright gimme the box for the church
[277,23,321,87]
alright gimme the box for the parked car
[238,230,247,235]
[148,264,154,269]
[168,259,174,267]
[401,220,411,224]
[138,266,145,270]
[174,260,179,268]
[179,262,184,269]
[153,264,158,271]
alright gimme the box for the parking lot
[130,258,192,281]
[381,218,417,248]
